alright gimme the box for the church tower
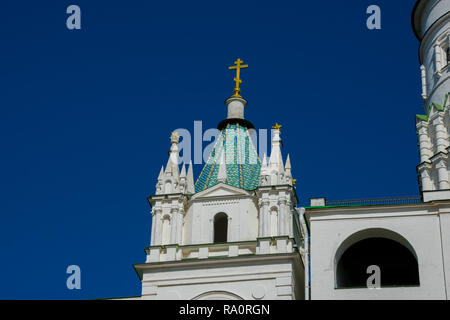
[414,0,450,201]
[133,59,307,300]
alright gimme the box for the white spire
[285,154,293,185]
[217,152,228,183]
[155,165,165,194]
[157,166,164,181]
[165,131,180,179]
[179,163,187,193]
[186,160,195,194]
[155,132,182,195]
[259,153,269,186]
[285,154,292,177]
[180,163,186,178]
[261,153,269,176]
[269,124,284,173]
[262,153,268,167]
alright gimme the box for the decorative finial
[272,123,282,131]
[228,58,248,98]
[170,131,180,143]
[292,178,296,185]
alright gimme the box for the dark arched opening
[213,213,228,243]
[336,237,419,288]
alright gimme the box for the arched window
[336,233,419,288]
[161,215,171,245]
[213,213,228,243]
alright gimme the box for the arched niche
[334,228,420,288]
[192,291,243,300]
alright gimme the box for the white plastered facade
[307,202,450,299]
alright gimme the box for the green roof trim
[416,93,450,122]
[416,114,428,121]
[433,102,444,111]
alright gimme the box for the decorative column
[287,200,293,238]
[417,122,433,163]
[258,199,264,238]
[153,208,162,245]
[209,218,214,243]
[177,206,184,244]
[420,65,427,100]
[433,114,449,153]
[227,216,232,242]
[257,197,271,255]
[278,198,287,236]
[435,44,443,76]
[170,207,178,244]
[263,199,270,237]
[418,163,433,191]
[150,210,156,245]
[435,154,450,189]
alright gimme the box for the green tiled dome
[195,123,261,192]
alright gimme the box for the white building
[129,0,450,300]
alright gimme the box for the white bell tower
[133,59,307,300]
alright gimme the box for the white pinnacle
[285,154,292,177]
[269,127,284,173]
[180,163,186,178]
[186,160,195,194]
[165,132,180,179]
[158,166,164,180]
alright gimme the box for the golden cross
[272,123,282,131]
[228,58,248,98]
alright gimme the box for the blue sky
[0,0,422,299]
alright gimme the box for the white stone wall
[439,209,450,296]
[183,184,259,245]
[139,257,303,300]
[308,203,450,300]
[150,196,185,247]
[257,188,295,239]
